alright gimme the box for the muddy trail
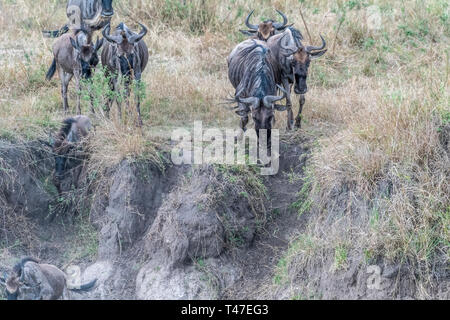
[223,133,311,299]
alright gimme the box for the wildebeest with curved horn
[101,22,149,126]
[46,29,103,114]
[52,115,92,195]
[0,257,97,300]
[240,10,327,129]
[239,10,290,41]
[43,0,114,38]
[227,39,289,143]
[228,29,299,132]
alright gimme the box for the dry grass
[0,0,448,298]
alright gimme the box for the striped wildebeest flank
[227,39,289,148]
[0,257,97,300]
[240,10,327,129]
[52,116,92,195]
[42,0,114,38]
[101,22,149,126]
[46,29,103,114]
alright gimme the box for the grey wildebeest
[228,28,300,136]
[240,10,327,129]
[101,22,149,126]
[227,39,288,146]
[0,257,97,300]
[43,0,114,38]
[46,29,103,114]
[52,115,92,195]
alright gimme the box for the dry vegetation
[0,0,448,299]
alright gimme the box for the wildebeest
[46,29,103,114]
[239,10,290,41]
[43,0,114,38]
[52,115,92,195]
[227,39,287,141]
[0,257,97,300]
[101,22,149,126]
[240,10,327,129]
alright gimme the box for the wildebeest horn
[102,24,123,44]
[306,35,326,53]
[239,29,258,36]
[245,10,258,31]
[273,10,288,30]
[263,95,285,109]
[238,97,260,110]
[128,23,148,43]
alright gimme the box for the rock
[97,160,164,259]
[143,173,225,268]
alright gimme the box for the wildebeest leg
[114,79,122,121]
[74,71,82,115]
[240,116,249,132]
[295,94,306,129]
[89,89,95,114]
[135,80,143,127]
[105,77,115,118]
[59,69,72,114]
[238,102,249,132]
[283,79,294,130]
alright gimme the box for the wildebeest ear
[279,31,297,57]
[310,49,327,60]
[70,38,79,51]
[274,104,287,111]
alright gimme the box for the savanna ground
[0,0,448,299]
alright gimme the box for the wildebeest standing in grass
[46,29,103,114]
[228,29,299,134]
[240,10,327,129]
[52,115,92,196]
[101,22,149,126]
[0,257,97,300]
[227,40,287,148]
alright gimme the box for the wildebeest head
[101,0,114,17]
[70,32,104,79]
[1,270,20,300]
[102,23,147,79]
[291,35,327,94]
[238,93,287,134]
[240,10,289,41]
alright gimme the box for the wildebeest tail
[46,59,57,81]
[67,279,97,292]
[42,24,69,38]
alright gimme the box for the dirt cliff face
[1,136,447,300]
